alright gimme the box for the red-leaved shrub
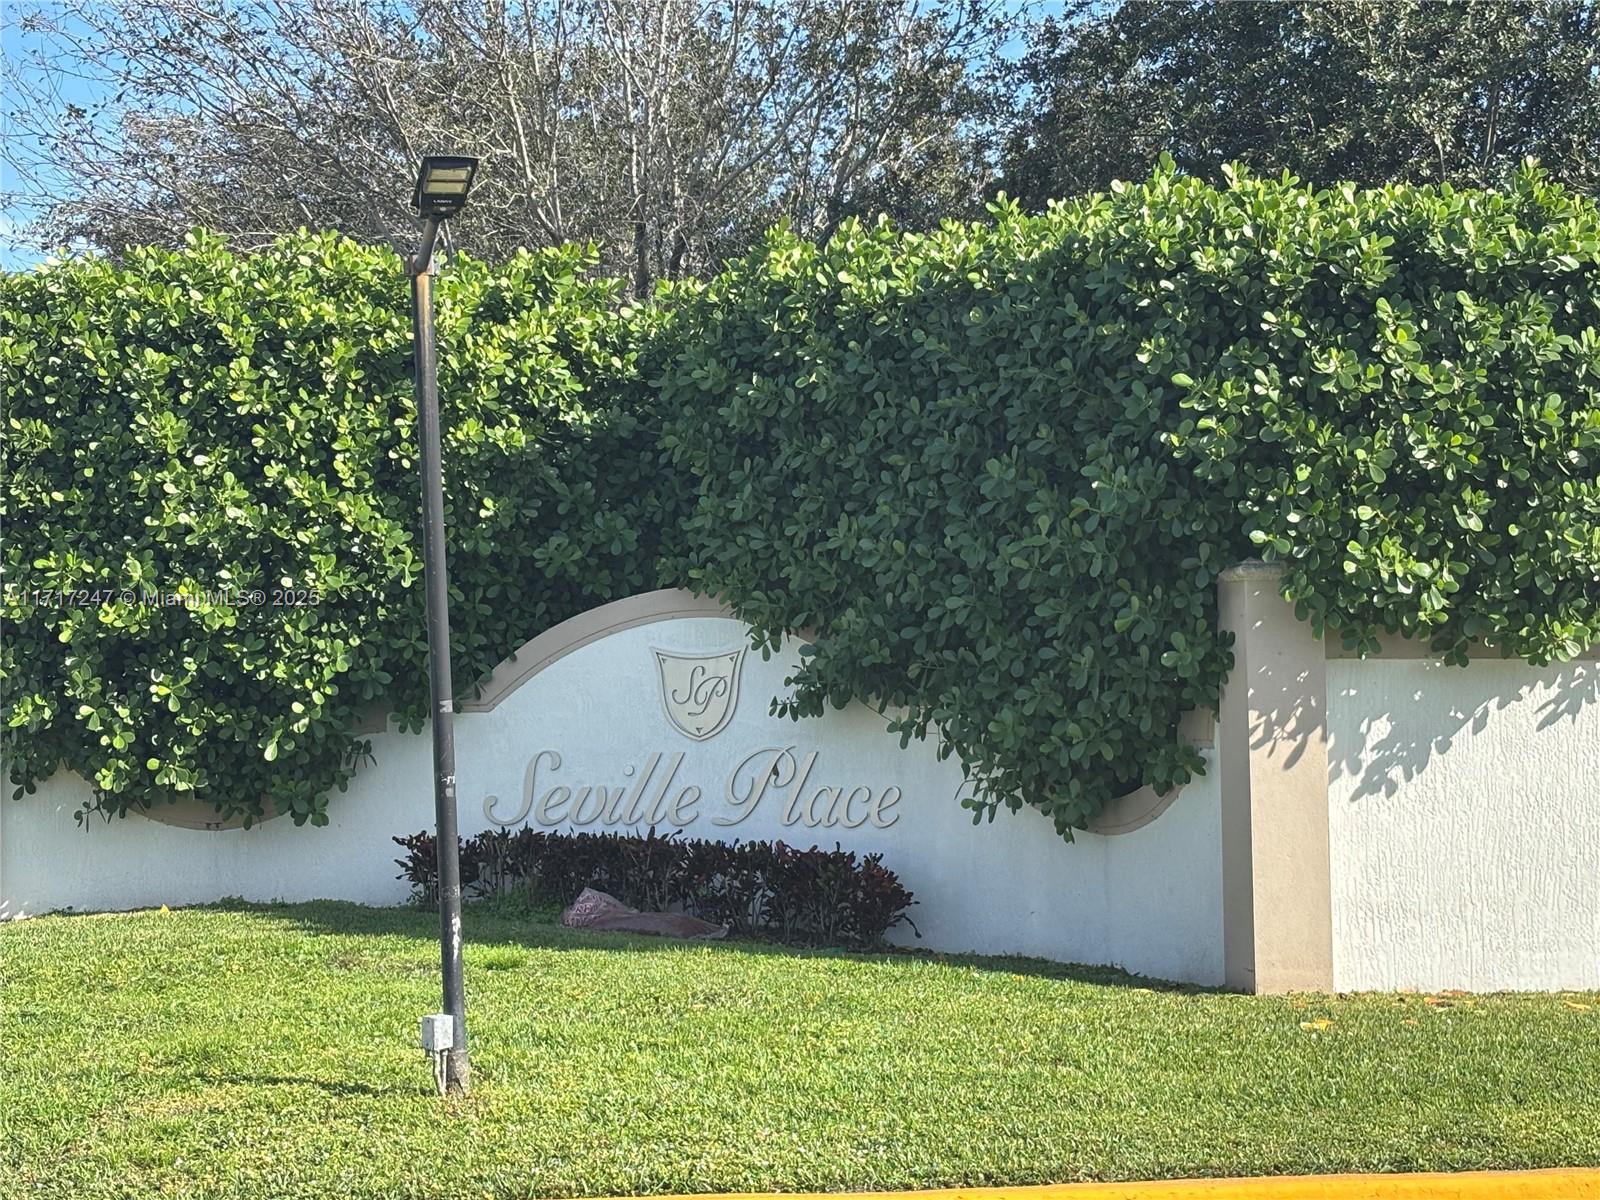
[393,826,916,947]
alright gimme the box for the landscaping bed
[2,901,1596,1199]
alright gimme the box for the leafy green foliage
[1004,0,1600,203]
[5,164,1597,836]
[661,160,1600,834]
[1,231,683,825]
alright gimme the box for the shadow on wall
[1245,660,1322,769]
[1325,658,1598,803]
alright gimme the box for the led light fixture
[412,154,479,219]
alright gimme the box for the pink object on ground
[560,887,727,940]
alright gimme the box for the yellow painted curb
[627,1170,1600,1200]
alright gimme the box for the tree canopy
[1003,0,1600,203]
[8,2,1597,284]
[4,0,1011,293]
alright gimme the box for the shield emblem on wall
[653,647,745,741]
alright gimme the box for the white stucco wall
[1327,656,1600,992]
[0,614,1226,985]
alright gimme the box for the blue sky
[2,4,110,267]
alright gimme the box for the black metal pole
[409,221,470,1094]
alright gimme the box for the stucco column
[1218,561,1334,993]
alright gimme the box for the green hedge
[1,233,686,825]
[4,162,1598,833]
[662,161,1600,832]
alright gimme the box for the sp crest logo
[653,647,745,741]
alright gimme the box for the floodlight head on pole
[409,154,478,277]
[412,154,479,220]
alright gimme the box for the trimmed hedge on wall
[1,234,687,825]
[664,161,1600,832]
[4,162,1597,834]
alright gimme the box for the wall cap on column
[1219,559,1288,583]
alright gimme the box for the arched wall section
[0,589,1227,984]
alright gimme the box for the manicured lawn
[2,902,1597,1199]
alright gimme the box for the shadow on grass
[200,896,1214,995]
[194,1071,405,1099]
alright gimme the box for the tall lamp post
[408,153,479,1095]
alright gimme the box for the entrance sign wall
[454,590,1226,983]
[6,582,1592,992]
[0,589,1227,985]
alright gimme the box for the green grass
[3,902,1597,1199]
